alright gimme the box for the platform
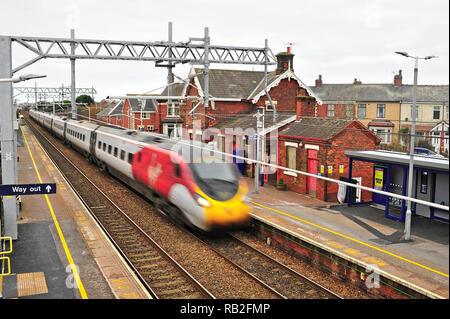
[0,124,151,299]
[246,177,449,299]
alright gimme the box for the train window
[98,141,102,149]
[128,153,133,164]
[137,152,142,162]
[174,163,181,178]
[114,147,118,157]
[103,143,106,152]
[120,150,125,161]
[108,145,112,154]
[82,135,85,142]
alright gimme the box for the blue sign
[0,183,56,196]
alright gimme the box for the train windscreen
[188,162,240,201]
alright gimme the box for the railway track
[25,114,346,299]
[195,232,342,299]
[25,116,214,299]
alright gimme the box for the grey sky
[1,0,448,102]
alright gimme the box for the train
[29,109,251,232]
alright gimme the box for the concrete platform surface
[245,177,449,299]
[1,124,151,299]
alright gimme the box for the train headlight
[240,193,251,203]
[195,194,211,207]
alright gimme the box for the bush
[277,178,285,185]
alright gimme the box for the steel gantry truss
[1,22,277,239]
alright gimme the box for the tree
[76,94,95,104]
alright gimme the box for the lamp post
[395,51,437,240]
[0,73,45,239]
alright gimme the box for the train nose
[205,201,251,228]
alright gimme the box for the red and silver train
[29,110,251,232]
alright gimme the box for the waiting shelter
[345,150,449,222]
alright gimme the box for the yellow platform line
[21,126,88,299]
[251,201,449,278]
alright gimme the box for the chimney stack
[275,48,294,75]
[296,95,316,120]
[315,74,322,87]
[394,70,402,86]
[353,78,362,85]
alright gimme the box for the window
[420,171,428,194]
[108,145,112,154]
[346,104,354,118]
[114,147,118,157]
[433,106,441,120]
[432,131,440,144]
[120,150,125,161]
[103,143,107,152]
[287,146,296,170]
[98,141,102,149]
[142,112,150,119]
[327,104,335,117]
[377,104,386,118]
[357,104,366,118]
[128,153,133,164]
[376,129,386,144]
[167,102,180,117]
[174,163,181,177]
[265,100,277,111]
[147,125,154,132]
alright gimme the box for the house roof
[160,82,187,97]
[96,100,123,117]
[279,117,356,140]
[311,84,449,103]
[127,98,158,112]
[345,150,449,171]
[193,68,266,99]
[368,119,395,127]
[213,111,296,136]
[191,67,321,104]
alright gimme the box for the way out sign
[0,183,56,196]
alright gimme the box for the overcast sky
[1,0,448,102]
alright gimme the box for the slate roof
[160,82,187,97]
[127,98,157,112]
[279,117,355,140]
[311,84,449,103]
[193,68,268,99]
[96,100,123,117]
[213,111,296,134]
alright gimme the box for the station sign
[0,183,56,196]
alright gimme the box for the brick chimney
[315,74,322,87]
[276,47,294,75]
[353,78,362,85]
[296,95,316,120]
[394,70,402,86]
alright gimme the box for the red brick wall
[278,122,379,202]
[255,78,300,111]
[316,103,348,118]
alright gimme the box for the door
[307,149,318,196]
[373,165,388,205]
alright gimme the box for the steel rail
[228,233,343,299]
[25,115,215,299]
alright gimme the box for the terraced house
[311,71,449,149]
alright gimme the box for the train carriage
[65,120,99,157]
[52,116,67,140]
[28,110,251,233]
